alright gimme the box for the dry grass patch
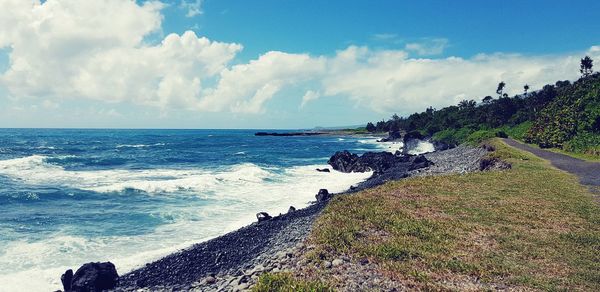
[307,138,600,290]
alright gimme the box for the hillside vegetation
[366,71,600,157]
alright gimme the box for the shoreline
[110,143,489,291]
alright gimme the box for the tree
[524,84,530,95]
[366,122,376,132]
[496,81,506,98]
[482,95,493,104]
[580,56,593,77]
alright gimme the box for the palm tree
[580,56,593,77]
[496,82,506,98]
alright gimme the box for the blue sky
[0,0,599,129]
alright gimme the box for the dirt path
[502,139,600,187]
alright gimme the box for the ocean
[0,129,412,291]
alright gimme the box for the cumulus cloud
[0,0,598,118]
[0,0,240,110]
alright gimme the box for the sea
[0,129,431,291]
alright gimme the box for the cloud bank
[0,0,598,116]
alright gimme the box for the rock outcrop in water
[327,151,432,174]
[60,262,119,292]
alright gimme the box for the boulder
[479,157,511,171]
[327,151,361,172]
[315,189,331,202]
[61,269,73,292]
[328,150,403,173]
[70,262,119,292]
[287,206,296,213]
[256,212,272,222]
[379,130,402,142]
[316,168,330,173]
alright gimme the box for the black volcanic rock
[256,212,272,222]
[328,150,430,174]
[70,262,118,292]
[315,189,331,202]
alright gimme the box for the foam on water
[0,155,371,292]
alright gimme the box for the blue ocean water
[0,129,391,291]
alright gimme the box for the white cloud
[197,51,326,113]
[300,90,320,108]
[320,47,600,114]
[0,0,241,110]
[405,38,449,56]
[180,0,203,17]
[0,0,598,118]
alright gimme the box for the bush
[499,121,533,141]
[465,129,506,145]
[432,127,473,145]
[563,132,600,155]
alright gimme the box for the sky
[0,0,599,129]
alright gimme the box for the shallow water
[0,129,388,291]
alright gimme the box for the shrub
[563,132,600,155]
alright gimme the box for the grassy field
[256,138,600,291]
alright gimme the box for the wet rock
[379,130,402,142]
[256,212,272,222]
[316,168,330,173]
[315,189,331,202]
[328,150,429,173]
[70,262,119,292]
[479,157,512,171]
[61,269,73,292]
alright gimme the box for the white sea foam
[0,155,371,292]
[116,143,165,148]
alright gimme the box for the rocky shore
[57,141,501,292]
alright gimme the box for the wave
[0,155,273,194]
[0,155,371,291]
[116,143,165,149]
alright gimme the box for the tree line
[365,56,599,154]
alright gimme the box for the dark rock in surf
[316,168,330,173]
[328,150,432,174]
[379,130,402,142]
[256,212,272,222]
[315,189,331,202]
[70,262,119,292]
[61,269,73,292]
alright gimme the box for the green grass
[307,138,600,290]
[511,139,600,162]
[252,273,332,292]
